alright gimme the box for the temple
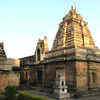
[20,6,100,92]
[0,42,20,91]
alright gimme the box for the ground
[25,89,100,100]
[72,96,100,100]
[1,88,100,100]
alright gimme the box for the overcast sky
[0,0,100,58]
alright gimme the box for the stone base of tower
[75,61,88,92]
[44,46,100,92]
[74,47,100,92]
[20,47,100,93]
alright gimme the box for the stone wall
[65,61,76,90]
[0,71,20,92]
[88,62,100,89]
[0,71,8,91]
[75,61,88,91]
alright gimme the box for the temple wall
[0,72,8,91]
[0,71,20,92]
[65,61,76,90]
[88,62,100,88]
[75,61,88,91]
[43,61,76,89]
[44,63,56,87]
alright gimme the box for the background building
[0,43,20,91]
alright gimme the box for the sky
[0,0,100,58]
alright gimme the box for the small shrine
[54,73,70,100]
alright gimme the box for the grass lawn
[0,90,55,100]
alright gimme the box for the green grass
[0,89,55,100]
[17,90,55,100]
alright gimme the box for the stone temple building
[0,43,20,91]
[20,6,100,92]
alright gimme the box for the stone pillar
[88,70,97,89]
[42,65,45,88]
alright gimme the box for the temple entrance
[88,70,97,89]
[37,71,43,84]
[37,48,40,61]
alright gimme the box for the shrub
[0,91,5,95]
[5,86,16,100]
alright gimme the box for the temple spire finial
[71,2,76,10]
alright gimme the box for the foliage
[0,91,5,95]
[5,86,16,100]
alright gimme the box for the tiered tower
[52,6,96,50]
[0,42,7,69]
[35,36,48,63]
[0,43,6,58]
